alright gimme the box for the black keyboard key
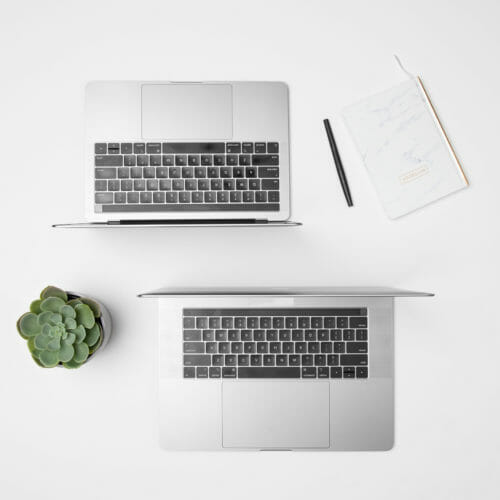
[302,354,313,366]
[305,330,316,341]
[195,167,207,178]
[232,166,244,177]
[324,317,336,328]
[188,155,200,166]
[318,330,329,341]
[184,179,196,190]
[121,143,132,154]
[217,191,229,203]
[331,329,342,341]
[337,317,348,328]
[124,155,136,166]
[279,329,290,341]
[318,367,329,378]
[286,317,297,328]
[253,154,279,166]
[202,155,213,166]
[182,167,194,178]
[179,192,190,203]
[203,329,215,341]
[95,143,107,154]
[238,354,249,366]
[184,355,211,366]
[162,155,174,166]
[295,342,306,354]
[276,355,287,366]
[156,167,168,178]
[350,317,368,328]
[205,342,217,354]
[159,179,172,191]
[236,179,248,190]
[242,142,253,153]
[241,330,252,341]
[211,179,222,190]
[131,167,142,178]
[327,354,339,366]
[231,342,243,354]
[262,179,279,190]
[223,179,235,190]
[249,179,260,190]
[198,179,209,190]
[238,367,300,378]
[146,179,158,190]
[245,167,257,178]
[343,367,355,378]
[226,155,238,166]
[118,168,130,179]
[270,342,281,354]
[258,167,279,178]
[150,155,161,166]
[196,318,208,329]
[263,354,275,366]
[173,180,184,191]
[247,317,259,328]
[347,342,368,353]
[225,355,236,366]
[255,191,267,202]
[226,142,241,153]
[95,192,113,204]
[292,330,303,342]
[204,191,216,203]
[340,354,368,366]
[196,366,208,378]
[133,180,145,191]
[146,143,161,154]
[222,367,236,378]
[137,155,149,166]
[321,342,333,353]
[298,317,310,328]
[212,354,224,366]
[214,155,226,166]
[127,192,139,203]
[207,167,219,177]
[311,317,323,328]
[153,192,165,203]
[253,330,265,341]
[343,329,355,341]
[163,143,225,154]
[184,367,195,378]
[239,155,251,166]
[266,330,278,341]
[356,367,368,378]
[144,167,155,179]
[250,354,262,366]
[289,354,300,366]
[314,354,326,366]
[165,192,178,203]
[282,342,294,354]
[242,191,254,203]
[308,342,319,353]
[334,342,345,353]
[267,142,279,153]
[175,155,187,166]
[134,143,145,154]
[356,329,368,341]
[208,317,220,329]
[140,192,152,203]
[302,367,316,378]
[183,329,201,341]
[209,367,221,378]
[95,180,107,191]
[255,142,266,153]
[219,342,230,353]
[331,367,342,378]
[222,317,233,328]
[260,317,272,329]
[107,143,119,153]
[257,342,268,353]
[268,191,280,202]
[95,167,117,179]
[192,192,203,203]
[114,192,126,203]
[183,317,195,328]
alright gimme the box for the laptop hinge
[108,219,266,225]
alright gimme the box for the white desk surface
[2,0,499,498]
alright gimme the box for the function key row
[95,142,279,155]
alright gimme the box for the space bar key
[238,367,300,378]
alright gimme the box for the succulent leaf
[50,313,63,325]
[70,325,86,344]
[63,359,83,369]
[64,317,77,330]
[30,300,42,314]
[40,286,68,302]
[67,299,83,307]
[17,313,41,338]
[89,327,103,354]
[73,343,89,363]
[34,333,51,350]
[46,336,61,352]
[58,341,75,362]
[65,332,76,345]
[85,323,100,347]
[31,355,46,367]
[39,350,59,367]
[60,305,76,319]
[37,311,53,325]
[75,303,95,329]
[40,296,65,313]
[80,297,101,318]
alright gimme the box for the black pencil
[323,118,353,207]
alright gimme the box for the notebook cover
[342,78,468,218]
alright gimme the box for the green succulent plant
[17,286,103,368]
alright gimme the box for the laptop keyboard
[94,142,280,212]
[182,309,368,379]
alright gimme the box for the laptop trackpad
[222,381,330,449]
[141,83,233,140]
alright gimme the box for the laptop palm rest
[222,381,330,449]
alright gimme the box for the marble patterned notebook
[343,77,468,219]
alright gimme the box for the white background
[1,0,499,498]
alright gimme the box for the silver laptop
[139,287,432,451]
[56,81,298,228]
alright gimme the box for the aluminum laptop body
[70,81,296,228]
[140,287,432,451]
